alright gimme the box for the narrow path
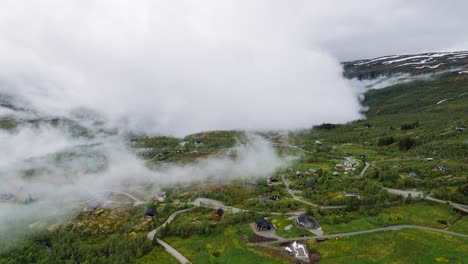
[147,208,192,240]
[192,197,304,216]
[253,224,468,246]
[360,162,370,178]
[147,208,193,264]
[156,239,191,264]
[384,188,468,213]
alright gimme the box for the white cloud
[0,0,364,136]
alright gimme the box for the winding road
[252,224,468,246]
[385,188,468,213]
[147,208,193,264]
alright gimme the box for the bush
[377,136,395,146]
[398,137,417,151]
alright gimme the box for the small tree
[405,193,413,204]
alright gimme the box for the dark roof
[145,208,158,217]
[304,181,315,189]
[216,208,224,215]
[256,217,272,227]
[0,193,15,201]
[297,214,319,228]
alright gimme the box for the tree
[405,193,413,204]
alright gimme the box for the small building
[308,168,318,175]
[0,193,15,202]
[359,153,367,159]
[296,214,319,229]
[269,195,280,201]
[213,208,224,218]
[304,181,315,190]
[296,171,304,177]
[267,177,280,185]
[455,126,465,132]
[152,192,167,202]
[344,157,358,168]
[333,171,340,176]
[435,165,449,172]
[256,218,273,231]
[408,172,419,178]
[145,208,158,218]
[335,164,343,170]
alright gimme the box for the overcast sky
[0,0,467,135]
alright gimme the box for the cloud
[0,0,364,136]
[0,123,287,250]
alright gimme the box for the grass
[136,246,179,264]
[448,216,468,234]
[321,202,460,234]
[164,224,287,264]
[309,229,468,263]
[270,217,313,238]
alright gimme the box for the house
[359,153,367,159]
[315,140,322,145]
[256,218,273,231]
[435,165,449,172]
[269,195,280,201]
[213,208,224,218]
[145,208,158,218]
[152,192,166,202]
[333,171,340,176]
[335,164,343,170]
[408,172,419,178]
[296,214,319,229]
[308,168,318,175]
[296,171,304,177]
[0,193,15,202]
[344,157,358,168]
[267,177,280,185]
[304,181,315,190]
[455,126,465,132]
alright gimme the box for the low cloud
[0,1,363,136]
[0,123,287,250]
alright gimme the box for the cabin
[152,192,167,202]
[455,126,465,132]
[267,177,280,185]
[0,193,15,202]
[256,218,273,231]
[145,208,158,218]
[303,181,315,190]
[213,208,224,218]
[296,171,304,177]
[269,195,280,201]
[296,214,319,229]
[435,165,449,172]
